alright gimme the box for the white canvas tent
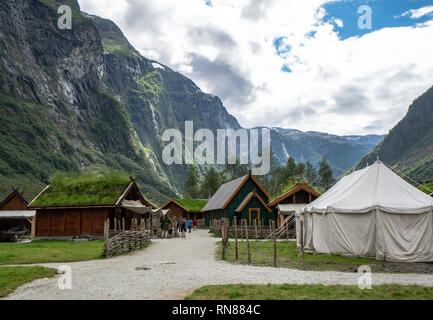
[297,160,433,262]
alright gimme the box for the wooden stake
[300,220,306,270]
[122,218,125,233]
[272,221,277,268]
[245,221,251,265]
[254,219,258,241]
[221,219,226,260]
[234,216,238,261]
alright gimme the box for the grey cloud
[186,53,255,107]
[241,0,273,20]
[331,85,370,114]
[188,27,237,50]
[124,0,160,33]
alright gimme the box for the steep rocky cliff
[355,85,433,182]
[0,0,383,203]
[0,0,240,203]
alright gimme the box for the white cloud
[402,5,433,19]
[78,0,433,135]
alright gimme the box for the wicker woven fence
[103,219,150,257]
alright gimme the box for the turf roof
[30,171,132,207]
[270,181,321,203]
[174,198,208,212]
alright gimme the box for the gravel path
[4,230,433,300]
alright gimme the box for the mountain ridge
[0,0,384,203]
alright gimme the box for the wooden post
[272,221,277,268]
[234,216,238,261]
[122,218,125,233]
[221,219,226,260]
[104,219,108,241]
[300,220,306,270]
[245,221,251,265]
[240,219,244,242]
[254,219,258,241]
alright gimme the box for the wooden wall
[164,202,187,219]
[36,208,112,237]
[0,193,28,210]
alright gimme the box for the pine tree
[184,165,200,198]
[200,167,223,198]
[318,157,334,190]
[305,162,317,184]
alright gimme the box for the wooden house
[268,182,321,227]
[202,171,271,226]
[161,198,207,220]
[0,188,36,236]
[28,175,157,238]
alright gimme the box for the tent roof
[0,210,36,219]
[304,160,433,214]
[278,204,306,214]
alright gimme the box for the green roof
[30,172,131,207]
[270,181,321,203]
[174,198,208,212]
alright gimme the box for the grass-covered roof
[270,181,321,203]
[30,171,132,207]
[174,198,208,212]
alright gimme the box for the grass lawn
[186,283,433,300]
[0,240,105,265]
[216,240,417,273]
[0,266,57,297]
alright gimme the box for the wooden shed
[161,198,207,220]
[28,174,157,238]
[268,182,321,227]
[202,171,271,226]
[0,188,36,237]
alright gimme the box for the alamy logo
[58,5,72,30]
[357,5,372,30]
[162,121,271,175]
[58,265,72,290]
[357,265,372,290]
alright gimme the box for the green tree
[318,157,335,190]
[184,165,201,198]
[200,167,223,198]
[223,161,250,182]
[295,162,305,180]
[277,156,296,189]
[305,162,317,184]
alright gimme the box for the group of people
[160,215,198,239]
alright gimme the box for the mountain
[268,128,384,176]
[0,0,383,203]
[355,85,433,183]
[0,0,239,204]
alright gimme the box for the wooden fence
[218,217,305,269]
[210,218,295,239]
[103,218,150,257]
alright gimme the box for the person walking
[193,217,198,231]
[187,218,193,233]
[180,218,186,238]
[161,215,171,239]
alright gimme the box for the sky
[78,0,433,135]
